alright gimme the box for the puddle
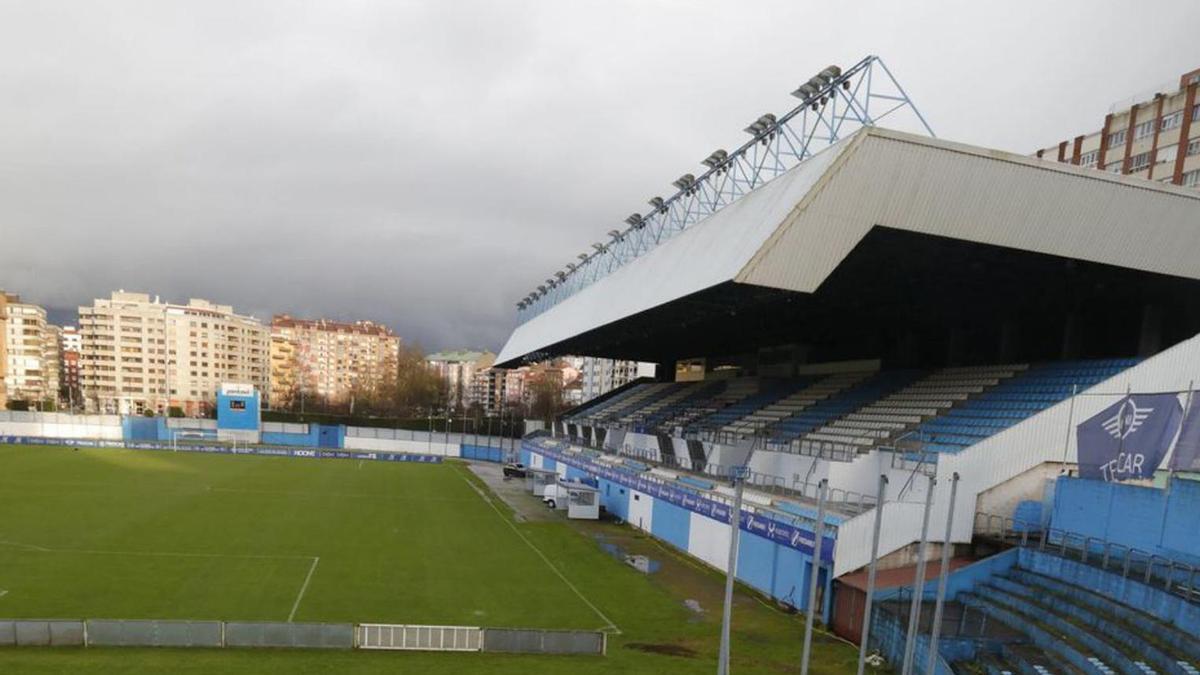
[594,534,661,573]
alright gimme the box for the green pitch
[0,444,861,674]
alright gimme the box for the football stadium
[4,56,1200,675]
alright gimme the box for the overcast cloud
[1,0,1197,351]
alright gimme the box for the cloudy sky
[1,1,1197,351]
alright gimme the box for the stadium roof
[497,127,1200,368]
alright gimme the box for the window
[1193,104,1200,122]
[1156,144,1178,164]
[1128,151,1151,171]
[1108,129,1126,147]
[1160,111,1183,132]
[1188,139,1200,157]
[1184,169,1200,188]
[1134,120,1156,140]
[1078,150,1099,167]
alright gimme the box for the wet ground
[467,461,557,522]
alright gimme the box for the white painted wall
[628,489,654,532]
[342,436,461,457]
[688,511,732,572]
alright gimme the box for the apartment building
[60,326,82,410]
[79,291,268,415]
[269,333,299,408]
[270,315,400,408]
[0,292,7,409]
[1035,66,1200,188]
[2,292,54,406]
[41,324,62,404]
[579,357,656,401]
[427,350,495,409]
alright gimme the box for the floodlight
[592,242,607,252]
[792,82,821,99]
[624,213,643,226]
[578,253,589,261]
[818,65,841,81]
[608,229,622,239]
[671,173,695,190]
[648,197,665,211]
[516,300,525,309]
[566,262,577,271]
[757,113,777,126]
[537,285,547,294]
[743,121,766,135]
[555,271,567,280]
[701,149,728,168]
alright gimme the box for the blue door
[318,425,340,448]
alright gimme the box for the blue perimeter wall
[526,444,833,619]
[1052,476,1200,564]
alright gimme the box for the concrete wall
[0,411,122,440]
[1052,475,1200,562]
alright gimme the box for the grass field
[0,443,864,673]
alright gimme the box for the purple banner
[1076,393,1182,482]
[1169,392,1200,472]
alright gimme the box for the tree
[390,342,446,416]
[527,371,564,426]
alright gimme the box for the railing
[357,624,481,652]
[615,442,879,513]
[528,436,846,532]
[973,512,1199,602]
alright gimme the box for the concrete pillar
[998,319,1019,362]
[1138,304,1163,357]
[1061,312,1080,360]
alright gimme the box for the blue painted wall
[650,498,691,551]
[460,444,503,462]
[261,425,320,447]
[1052,476,1200,562]
[216,390,259,431]
[122,417,159,441]
[599,479,630,521]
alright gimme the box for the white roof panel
[498,127,1200,365]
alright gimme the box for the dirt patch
[623,643,699,658]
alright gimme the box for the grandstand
[499,123,1200,673]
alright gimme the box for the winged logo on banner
[1102,398,1154,440]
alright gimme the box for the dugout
[566,482,600,520]
[526,468,558,497]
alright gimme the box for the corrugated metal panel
[740,128,1200,291]
[496,141,850,364]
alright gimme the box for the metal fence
[358,624,481,651]
[482,628,606,655]
[0,619,604,655]
[0,620,85,646]
[225,621,353,649]
[87,619,223,647]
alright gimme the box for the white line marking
[0,590,8,599]
[358,460,364,470]
[0,539,310,560]
[288,556,320,622]
[453,466,620,634]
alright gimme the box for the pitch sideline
[452,464,621,635]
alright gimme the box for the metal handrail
[973,511,1199,602]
